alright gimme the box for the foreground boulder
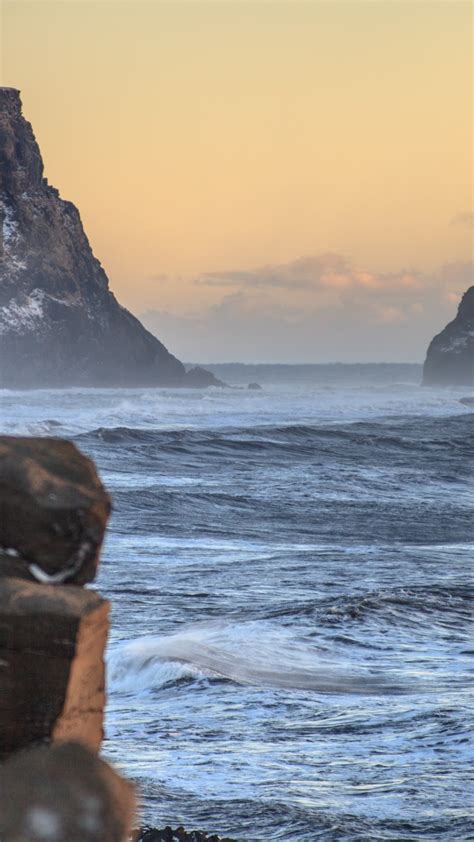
[0,87,214,388]
[0,578,109,759]
[423,286,474,385]
[0,436,110,584]
[0,742,135,841]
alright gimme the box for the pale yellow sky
[1,0,472,361]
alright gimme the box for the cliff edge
[423,286,474,386]
[0,88,219,388]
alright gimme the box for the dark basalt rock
[423,286,474,385]
[247,382,262,390]
[136,827,235,842]
[0,579,109,759]
[0,88,214,388]
[0,742,135,841]
[0,435,111,584]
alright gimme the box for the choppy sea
[1,365,473,841]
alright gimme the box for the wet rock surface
[0,435,111,584]
[0,578,109,759]
[0,87,214,388]
[0,741,135,841]
[423,285,474,385]
[136,827,235,842]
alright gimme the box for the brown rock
[0,741,136,842]
[0,578,109,759]
[0,436,111,584]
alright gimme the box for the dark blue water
[2,378,473,840]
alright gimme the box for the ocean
[1,365,473,841]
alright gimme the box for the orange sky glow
[1,0,472,361]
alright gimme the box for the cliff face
[0,88,215,388]
[422,287,474,386]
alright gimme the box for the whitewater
[1,367,473,841]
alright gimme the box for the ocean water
[1,368,473,841]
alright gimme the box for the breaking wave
[108,621,409,696]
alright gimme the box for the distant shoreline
[185,362,423,386]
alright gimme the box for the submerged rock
[0,87,214,388]
[0,435,111,584]
[0,579,109,759]
[423,286,474,385]
[247,382,262,390]
[0,742,135,841]
[459,396,474,406]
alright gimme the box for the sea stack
[0,437,112,758]
[423,286,474,386]
[0,87,219,388]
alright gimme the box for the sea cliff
[0,88,219,389]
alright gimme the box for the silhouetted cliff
[0,88,219,388]
[423,287,474,386]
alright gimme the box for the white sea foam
[107,621,405,696]
[0,381,470,439]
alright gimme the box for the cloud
[195,253,431,301]
[140,254,473,363]
[196,253,353,290]
[450,211,474,229]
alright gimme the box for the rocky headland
[0,88,220,389]
[423,286,474,386]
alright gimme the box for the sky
[1,0,472,362]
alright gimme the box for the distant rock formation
[423,287,474,386]
[0,88,221,388]
[184,365,224,388]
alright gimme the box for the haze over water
[2,367,473,841]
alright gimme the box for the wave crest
[107,621,408,696]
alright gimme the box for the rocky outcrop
[184,366,224,388]
[0,742,136,841]
[0,436,111,584]
[0,88,221,388]
[0,579,109,759]
[0,437,111,758]
[137,828,235,842]
[423,287,474,385]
